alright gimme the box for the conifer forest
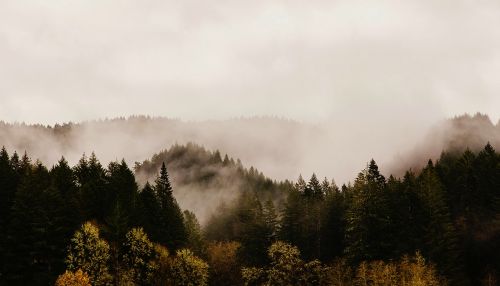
[0,118,499,285]
[2,1,500,285]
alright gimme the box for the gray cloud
[1,0,500,186]
[1,0,500,124]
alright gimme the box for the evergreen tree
[235,191,268,266]
[107,160,138,220]
[386,171,426,258]
[4,162,64,285]
[344,160,391,264]
[280,185,305,254]
[263,199,279,243]
[0,147,17,277]
[473,143,500,215]
[155,162,187,250]
[138,182,162,241]
[305,173,322,198]
[417,161,463,284]
[105,160,139,239]
[184,210,206,257]
[75,153,108,221]
[50,157,82,239]
[295,174,307,193]
[303,174,325,260]
[320,182,346,262]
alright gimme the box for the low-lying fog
[1,114,498,185]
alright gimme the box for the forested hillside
[134,143,290,223]
[0,116,311,181]
[2,114,499,184]
[389,113,500,176]
[0,141,499,285]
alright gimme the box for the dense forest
[0,141,499,285]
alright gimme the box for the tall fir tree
[0,147,17,280]
[263,199,279,244]
[418,160,464,284]
[184,210,206,257]
[320,180,346,262]
[155,162,187,250]
[5,161,67,285]
[234,191,268,266]
[344,160,391,264]
[74,153,108,221]
[137,182,162,241]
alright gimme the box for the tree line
[0,143,499,285]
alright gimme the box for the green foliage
[320,181,346,262]
[242,241,329,286]
[241,267,267,286]
[121,227,157,285]
[262,199,279,243]
[66,222,112,286]
[0,143,498,285]
[344,160,391,263]
[417,162,462,281]
[150,244,170,286]
[74,153,108,221]
[184,210,206,257]
[155,162,188,250]
[5,162,68,285]
[166,249,209,286]
[138,182,162,241]
[106,160,138,227]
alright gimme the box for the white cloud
[1,0,499,125]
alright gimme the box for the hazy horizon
[2,0,500,125]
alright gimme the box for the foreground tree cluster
[0,143,499,285]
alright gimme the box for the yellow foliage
[55,269,91,286]
[207,241,242,285]
[324,258,354,286]
[151,246,209,286]
[351,252,445,286]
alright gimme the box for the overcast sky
[1,0,499,125]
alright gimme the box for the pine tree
[184,210,206,257]
[305,173,322,198]
[280,185,305,254]
[320,177,334,196]
[0,147,17,278]
[417,160,463,284]
[75,153,108,221]
[344,160,391,264]
[320,181,346,262]
[106,160,138,228]
[138,182,162,241]
[303,174,324,260]
[263,199,279,243]
[155,162,187,250]
[295,174,307,192]
[4,162,60,285]
[50,157,82,237]
[474,143,500,215]
[387,171,425,258]
[235,191,268,266]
